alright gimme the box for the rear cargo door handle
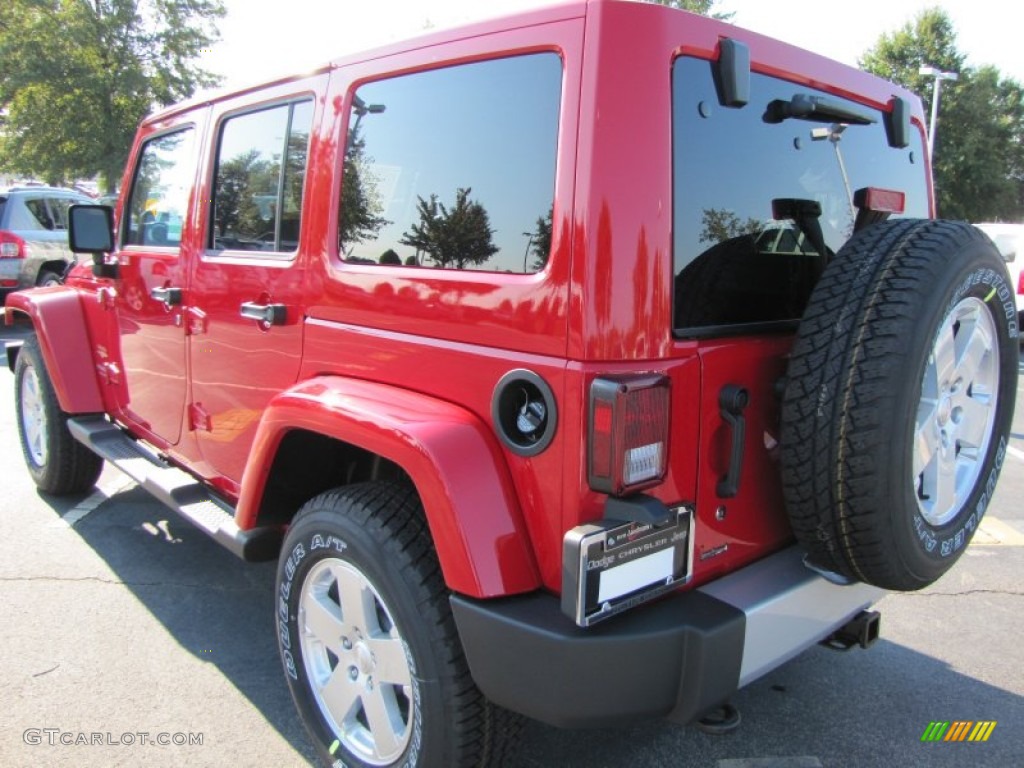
[240,301,286,326]
[716,384,749,498]
[150,286,182,307]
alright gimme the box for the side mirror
[68,204,119,278]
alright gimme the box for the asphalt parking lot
[1,321,1021,767]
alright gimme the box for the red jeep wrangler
[6,2,1018,766]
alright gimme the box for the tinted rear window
[339,53,561,272]
[672,56,928,336]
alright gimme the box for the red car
[6,2,1017,766]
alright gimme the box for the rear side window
[672,56,928,335]
[23,199,54,230]
[124,129,195,247]
[339,53,561,272]
[210,99,314,253]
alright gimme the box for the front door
[115,119,205,445]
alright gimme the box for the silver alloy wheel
[19,363,48,467]
[298,558,415,766]
[914,297,1000,526]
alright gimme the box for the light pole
[349,96,386,149]
[811,123,854,218]
[919,65,958,164]
[522,231,535,272]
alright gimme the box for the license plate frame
[561,505,694,627]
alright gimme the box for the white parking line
[975,516,1024,546]
[1008,445,1024,462]
[47,477,136,529]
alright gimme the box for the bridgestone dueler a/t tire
[276,482,521,768]
[780,220,1018,590]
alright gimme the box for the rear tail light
[0,230,27,259]
[588,374,670,496]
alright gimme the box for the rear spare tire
[781,219,1018,590]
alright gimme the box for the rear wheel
[781,220,1018,590]
[14,335,103,495]
[36,269,63,287]
[276,482,521,767]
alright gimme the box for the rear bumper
[451,545,882,728]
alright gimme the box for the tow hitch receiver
[821,610,881,651]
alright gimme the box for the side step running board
[67,416,282,562]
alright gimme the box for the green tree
[642,0,733,21]
[0,0,224,191]
[213,149,265,239]
[530,206,553,271]
[699,208,762,244]
[338,126,389,254]
[401,187,498,270]
[860,8,1024,221]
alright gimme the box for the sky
[203,0,1024,93]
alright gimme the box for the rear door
[670,55,930,569]
[20,195,71,266]
[187,79,322,487]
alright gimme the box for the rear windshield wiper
[764,94,876,126]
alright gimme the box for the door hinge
[96,361,121,386]
[189,403,212,432]
[97,286,118,310]
[185,306,207,336]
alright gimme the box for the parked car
[975,222,1024,331]
[5,2,1018,766]
[0,186,93,297]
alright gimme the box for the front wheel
[276,482,520,768]
[14,335,103,494]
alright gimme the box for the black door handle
[240,301,286,326]
[717,384,749,498]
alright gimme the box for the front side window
[672,56,929,335]
[339,53,561,272]
[210,99,313,253]
[48,197,76,230]
[125,129,195,247]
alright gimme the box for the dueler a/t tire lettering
[275,481,521,768]
[780,220,1018,590]
[14,334,103,495]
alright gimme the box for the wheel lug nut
[348,666,358,681]
[342,637,352,650]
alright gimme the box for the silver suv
[0,186,93,297]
